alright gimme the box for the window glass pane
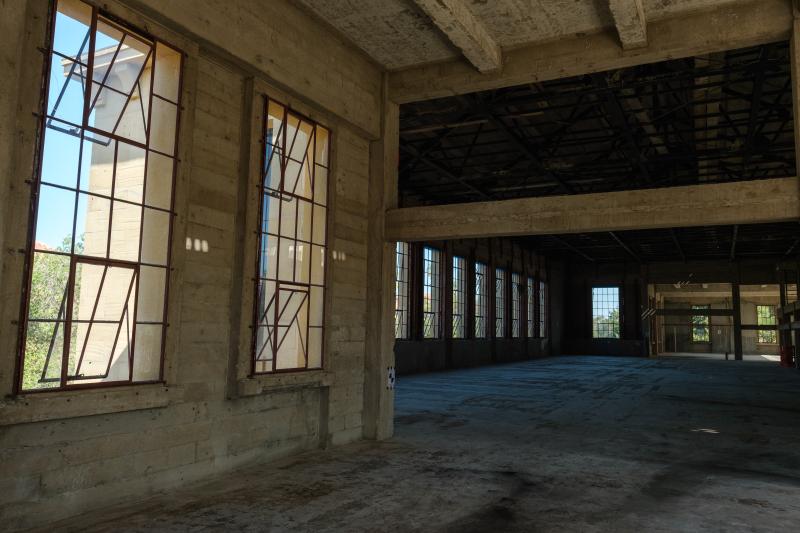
[21,320,65,391]
[144,150,173,209]
[35,185,76,252]
[137,266,166,322]
[41,123,82,189]
[592,287,620,339]
[109,201,142,261]
[140,207,170,265]
[132,324,162,381]
[75,192,110,258]
[150,98,178,156]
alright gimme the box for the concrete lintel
[390,0,791,103]
[412,0,501,73]
[609,0,647,50]
[385,177,800,242]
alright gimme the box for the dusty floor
[47,356,800,532]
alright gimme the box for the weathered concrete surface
[45,356,800,532]
[298,0,744,71]
[385,177,800,242]
[390,0,791,103]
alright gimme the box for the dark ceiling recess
[524,222,800,264]
[398,41,795,207]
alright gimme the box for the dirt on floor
[43,356,800,532]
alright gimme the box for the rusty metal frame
[251,95,330,374]
[474,261,487,338]
[451,255,466,339]
[15,0,185,394]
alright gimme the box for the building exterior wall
[0,0,380,529]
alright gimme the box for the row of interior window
[395,243,548,340]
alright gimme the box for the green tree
[21,234,83,390]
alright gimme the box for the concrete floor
[48,356,800,532]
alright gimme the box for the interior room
[2,0,800,531]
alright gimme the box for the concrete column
[732,284,743,360]
[364,76,398,440]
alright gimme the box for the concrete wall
[395,237,556,375]
[562,262,646,357]
[0,0,381,528]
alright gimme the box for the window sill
[237,369,331,397]
[0,383,176,426]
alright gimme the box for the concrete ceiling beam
[385,177,800,242]
[608,0,647,50]
[391,0,792,104]
[411,0,501,73]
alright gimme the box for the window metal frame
[422,246,442,339]
[250,95,330,374]
[495,267,506,338]
[394,241,410,339]
[511,272,521,338]
[690,304,711,343]
[16,0,185,394]
[756,304,777,344]
[452,255,467,339]
[591,286,621,339]
[539,280,547,339]
[475,262,488,338]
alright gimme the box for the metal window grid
[756,305,777,344]
[527,276,535,337]
[495,268,506,338]
[511,273,521,338]
[475,262,487,338]
[539,280,547,338]
[394,242,410,339]
[592,287,620,339]
[251,96,330,374]
[17,0,184,393]
[691,304,710,342]
[422,246,441,339]
[452,256,466,338]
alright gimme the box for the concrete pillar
[364,76,398,440]
[732,283,743,360]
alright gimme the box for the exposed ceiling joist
[412,0,501,73]
[608,0,648,50]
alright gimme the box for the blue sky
[37,11,121,250]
